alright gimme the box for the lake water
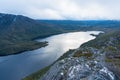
[0,31,101,80]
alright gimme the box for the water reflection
[0,31,101,80]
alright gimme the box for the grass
[105,46,117,52]
[73,50,93,58]
[22,66,51,80]
[105,58,113,62]
[22,49,75,80]
[105,58,120,66]
[0,41,48,56]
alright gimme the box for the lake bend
[0,31,101,80]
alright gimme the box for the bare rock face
[40,31,120,80]
[40,48,115,80]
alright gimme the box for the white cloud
[26,7,64,19]
[0,0,120,20]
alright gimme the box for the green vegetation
[0,13,120,56]
[81,29,120,79]
[0,13,64,56]
[106,46,116,51]
[22,66,51,80]
[0,41,48,56]
[73,50,93,58]
[56,49,75,61]
[1,13,120,79]
[27,30,120,80]
[105,58,113,62]
[23,49,75,80]
[105,58,120,66]
[81,30,120,49]
[23,30,120,80]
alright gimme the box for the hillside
[23,30,120,80]
[0,13,64,56]
[38,20,120,31]
[0,13,120,56]
[40,30,120,80]
[41,31,120,80]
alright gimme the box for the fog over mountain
[0,0,120,20]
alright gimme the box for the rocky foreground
[40,30,120,80]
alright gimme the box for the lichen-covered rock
[40,30,120,80]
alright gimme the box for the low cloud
[0,0,120,20]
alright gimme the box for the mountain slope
[0,13,64,40]
[38,20,120,31]
[0,13,120,56]
[23,30,120,80]
[0,13,63,56]
[39,30,120,80]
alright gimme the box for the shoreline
[0,30,102,57]
[22,31,102,80]
[0,41,48,56]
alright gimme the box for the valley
[0,13,120,56]
[0,0,120,80]
[24,30,120,80]
[0,13,120,80]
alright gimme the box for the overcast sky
[0,0,120,20]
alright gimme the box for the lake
[0,31,101,80]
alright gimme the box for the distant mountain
[0,13,120,56]
[38,20,120,31]
[0,13,63,56]
[0,13,63,40]
[23,19,120,80]
[23,29,120,80]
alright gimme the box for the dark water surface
[0,31,101,80]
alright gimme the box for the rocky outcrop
[40,30,120,80]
